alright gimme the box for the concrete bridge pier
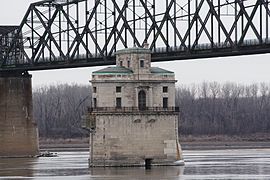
[0,71,39,157]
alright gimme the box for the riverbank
[39,133,270,151]
[180,133,270,150]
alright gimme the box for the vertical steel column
[241,0,244,37]
[31,7,34,63]
[235,0,238,44]
[211,0,214,48]
[67,0,70,59]
[76,2,79,57]
[188,0,191,50]
[85,0,89,58]
[166,0,169,51]
[42,7,45,61]
[105,0,108,55]
[59,7,62,58]
[153,0,156,51]
[260,0,263,43]
[267,0,269,40]
[218,0,220,44]
[145,0,148,42]
[133,0,136,46]
[196,0,199,46]
[174,0,176,47]
[114,2,116,52]
[49,4,52,61]
[124,0,127,48]
[95,1,98,55]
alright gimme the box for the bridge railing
[154,38,270,54]
[10,37,269,68]
[44,37,270,62]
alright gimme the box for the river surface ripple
[0,149,270,179]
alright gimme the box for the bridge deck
[1,39,270,72]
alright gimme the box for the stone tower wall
[91,113,179,166]
[92,82,176,108]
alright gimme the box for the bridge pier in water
[0,72,39,157]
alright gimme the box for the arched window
[138,90,146,110]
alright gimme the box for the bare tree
[33,84,91,138]
[177,82,270,135]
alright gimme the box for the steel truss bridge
[1,0,270,72]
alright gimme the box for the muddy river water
[1,149,270,179]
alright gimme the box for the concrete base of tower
[0,72,39,157]
[88,113,184,167]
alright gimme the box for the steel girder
[1,0,270,72]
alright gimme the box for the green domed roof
[150,67,174,75]
[93,66,133,74]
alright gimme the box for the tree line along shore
[33,82,270,141]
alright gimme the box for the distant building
[86,46,183,167]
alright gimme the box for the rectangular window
[120,61,123,66]
[93,87,97,93]
[163,97,168,109]
[116,98,122,108]
[127,60,130,68]
[163,86,168,93]
[140,60,144,68]
[93,98,97,108]
[116,86,122,93]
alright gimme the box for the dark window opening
[116,86,122,93]
[93,98,97,108]
[93,87,97,93]
[163,86,168,93]
[116,98,122,108]
[127,60,130,68]
[120,61,123,66]
[138,90,146,110]
[140,60,144,68]
[163,97,168,109]
[145,158,152,169]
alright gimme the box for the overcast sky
[1,0,270,88]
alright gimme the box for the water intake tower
[86,46,183,167]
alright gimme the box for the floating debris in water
[37,151,58,157]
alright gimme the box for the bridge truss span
[1,0,270,71]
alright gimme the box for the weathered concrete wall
[0,73,39,157]
[115,48,152,75]
[91,113,181,167]
[92,82,176,108]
